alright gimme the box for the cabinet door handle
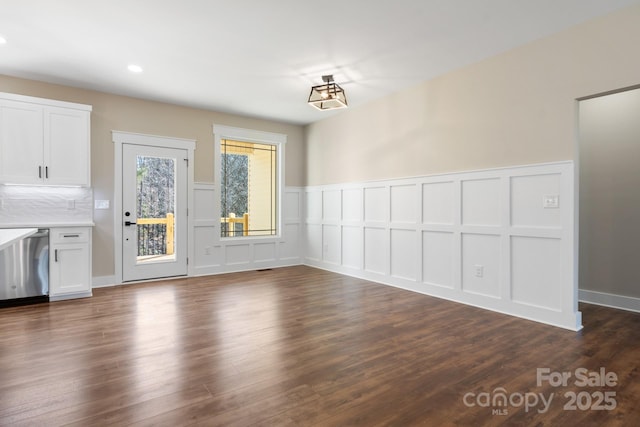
[63,234,80,238]
[39,166,42,178]
[54,249,58,262]
[45,166,49,179]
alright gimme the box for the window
[214,125,285,240]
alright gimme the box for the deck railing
[221,213,249,237]
[137,213,174,256]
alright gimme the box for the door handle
[124,221,137,226]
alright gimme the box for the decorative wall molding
[579,289,640,313]
[303,161,583,330]
[192,183,303,276]
[90,184,303,287]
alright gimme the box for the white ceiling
[1,0,638,125]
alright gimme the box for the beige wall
[579,88,640,299]
[305,4,640,186]
[3,3,640,286]
[0,75,305,278]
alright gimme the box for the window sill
[217,235,283,245]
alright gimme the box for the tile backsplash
[0,186,93,225]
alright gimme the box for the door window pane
[136,155,176,263]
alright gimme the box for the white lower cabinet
[49,227,92,300]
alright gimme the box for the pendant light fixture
[307,75,348,110]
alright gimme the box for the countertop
[0,228,38,252]
[0,222,95,228]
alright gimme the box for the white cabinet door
[45,107,90,186]
[0,93,91,186]
[0,100,44,184]
[50,243,91,296]
[49,227,92,299]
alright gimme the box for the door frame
[112,131,195,284]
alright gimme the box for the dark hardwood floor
[1,266,639,426]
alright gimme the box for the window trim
[213,125,286,243]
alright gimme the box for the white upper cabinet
[0,99,44,184]
[0,92,91,186]
[45,106,90,186]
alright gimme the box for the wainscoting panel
[390,229,418,281]
[194,185,216,223]
[511,236,562,311]
[422,181,455,225]
[322,224,341,265]
[193,183,303,275]
[342,225,363,270]
[305,223,322,262]
[284,191,301,222]
[461,233,501,298]
[461,178,501,227]
[226,244,251,265]
[280,224,301,261]
[194,226,220,268]
[510,173,562,229]
[391,184,418,224]
[303,162,582,330]
[422,231,454,288]
[342,188,363,222]
[254,242,277,263]
[364,187,387,223]
[322,190,341,222]
[364,227,387,275]
[305,190,322,223]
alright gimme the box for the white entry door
[122,144,188,282]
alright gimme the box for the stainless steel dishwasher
[0,229,49,304]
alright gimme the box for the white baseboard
[192,259,302,277]
[92,275,117,288]
[579,289,640,313]
[50,291,92,301]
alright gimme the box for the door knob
[124,221,137,226]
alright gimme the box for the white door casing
[113,131,195,284]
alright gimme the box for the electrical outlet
[204,246,211,255]
[67,199,75,210]
[543,195,559,209]
[474,264,484,278]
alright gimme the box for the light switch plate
[543,195,559,209]
[95,200,110,209]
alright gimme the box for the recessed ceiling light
[127,64,143,73]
